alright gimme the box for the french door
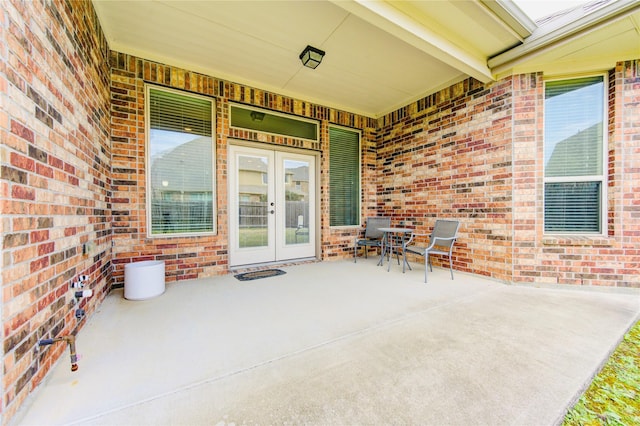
[229,145,316,266]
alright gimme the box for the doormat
[234,269,286,281]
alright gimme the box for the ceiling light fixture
[299,45,325,69]
[250,111,265,122]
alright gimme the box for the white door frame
[228,142,318,267]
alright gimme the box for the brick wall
[111,55,640,289]
[0,0,111,422]
[613,60,640,284]
[379,64,639,287]
[511,73,544,283]
[1,1,638,422]
[509,63,639,287]
[377,78,514,282]
[109,54,378,286]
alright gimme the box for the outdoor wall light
[299,45,325,69]
[250,111,265,122]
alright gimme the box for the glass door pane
[284,159,310,245]
[229,145,275,266]
[276,151,315,261]
[238,154,269,248]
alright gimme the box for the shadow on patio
[15,258,640,425]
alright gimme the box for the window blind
[150,89,212,137]
[544,182,600,232]
[329,127,360,226]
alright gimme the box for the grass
[562,318,640,425]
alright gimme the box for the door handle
[270,210,275,214]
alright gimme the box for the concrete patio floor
[14,258,640,425]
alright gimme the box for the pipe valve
[74,289,93,298]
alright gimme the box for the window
[229,104,318,141]
[329,126,360,226]
[146,85,215,236]
[544,76,606,233]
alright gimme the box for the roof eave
[488,0,640,75]
[480,0,537,38]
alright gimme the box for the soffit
[388,1,526,55]
[92,0,638,117]
[506,16,640,77]
[92,0,526,118]
[490,0,640,77]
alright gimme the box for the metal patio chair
[354,216,391,262]
[403,219,460,283]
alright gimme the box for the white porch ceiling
[92,0,529,117]
[92,0,639,117]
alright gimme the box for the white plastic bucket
[124,260,165,300]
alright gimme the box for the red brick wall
[106,52,638,291]
[379,64,639,287]
[509,64,640,287]
[1,1,638,422]
[511,73,544,283]
[109,54,378,286]
[0,0,111,422]
[612,60,640,285]
[377,78,514,281]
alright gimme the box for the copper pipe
[38,335,78,371]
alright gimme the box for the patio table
[377,227,413,272]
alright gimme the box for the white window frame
[229,104,319,142]
[145,84,217,237]
[542,74,607,235]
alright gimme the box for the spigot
[38,335,78,371]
